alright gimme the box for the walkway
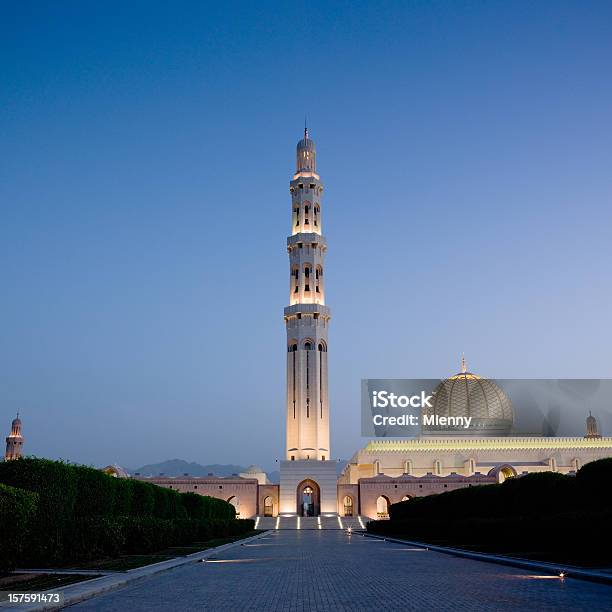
[69,530,611,611]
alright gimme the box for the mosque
[6,131,612,522]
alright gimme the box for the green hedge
[0,483,38,571]
[0,458,78,563]
[0,458,234,522]
[181,492,236,520]
[0,458,251,567]
[388,471,574,522]
[367,510,612,563]
[368,458,612,563]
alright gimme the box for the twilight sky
[2,1,611,471]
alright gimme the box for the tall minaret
[5,412,24,460]
[284,128,331,461]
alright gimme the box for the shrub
[129,479,155,516]
[64,516,125,562]
[0,483,38,571]
[113,477,133,516]
[0,458,78,563]
[119,517,174,554]
[576,458,612,510]
[370,458,612,565]
[73,465,116,517]
[181,492,236,520]
[0,458,254,566]
[152,484,187,520]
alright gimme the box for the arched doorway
[489,464,518,483]
[376,495,390,519]
[296,479,320,516]
[499,465,516,483]
[227,496,240,517]
[263,496,273,517]
[343,495,354,516]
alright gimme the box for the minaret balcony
[284,303,331,319]
[287,233,327,248]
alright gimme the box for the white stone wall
[279,460,338,515]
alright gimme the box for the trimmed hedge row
[387,472,574,522]
[0,458,250,569]
[385,461,612,524]
[0,483,38,571]
[367,510,612,562]
[66,517,255,560]
[0,458,233,522]
[367,459,612,562]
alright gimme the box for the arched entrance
[488,464,518,483]
[296,479,320,516]
[343,495,354,516]
[499,465,516,483]
[263,496,273,517]
[376,495,390,519]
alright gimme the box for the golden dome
[422,357,514,437]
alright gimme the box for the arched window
[318,341,327,352]
[343,496,354,516]
[315,265,322,294]
[292,267,299,294]
[304,342,312,350]
[376,496,390,518]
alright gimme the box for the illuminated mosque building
[119,130,612,522]
[14,130,610,522]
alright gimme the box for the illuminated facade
[113,131,612,523]
[284,127,330,461]
[279,129,337,515]
[338,364,612,518]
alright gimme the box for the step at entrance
[254,515,367,530]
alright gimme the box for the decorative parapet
[362,437,612,453]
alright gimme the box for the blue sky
[2,1,611,470]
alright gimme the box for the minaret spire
[285,129,330,461]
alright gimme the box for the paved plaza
[69,530,612,611]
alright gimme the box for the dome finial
[304,116,308,141]
[461,352,467,373]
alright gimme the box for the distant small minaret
[5,412,24,460]
[585,412,602,439]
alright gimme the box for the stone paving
[69,530,612,611]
